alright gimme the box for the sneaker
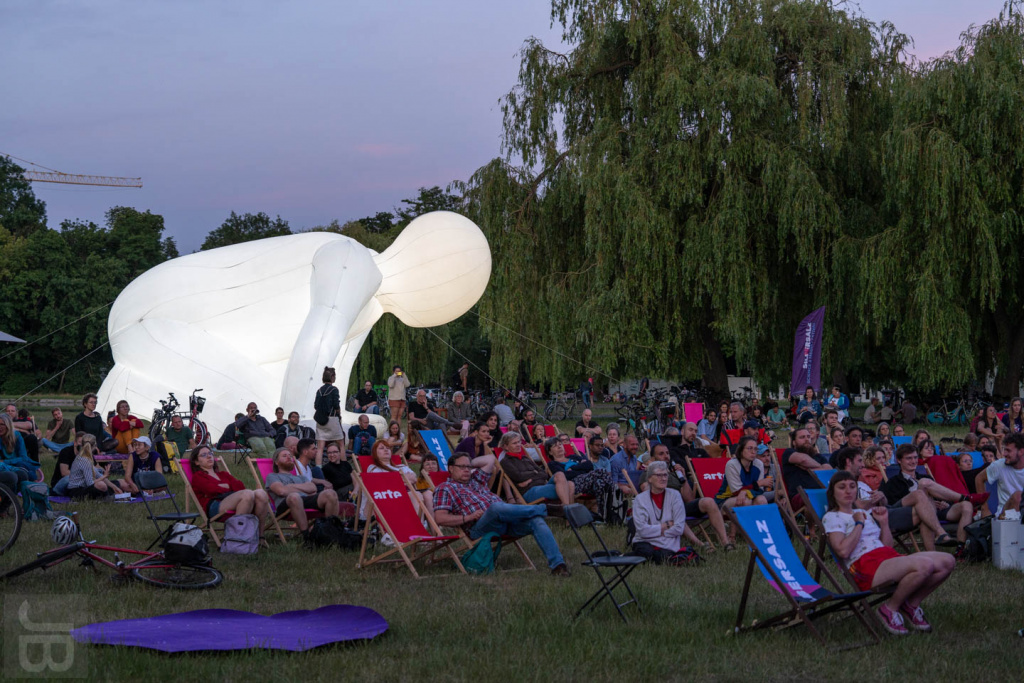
[899,602,933,633]
[877,604,909,635]
[550,563,572,577]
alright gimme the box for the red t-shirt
[110,415,143,433]
[191,470,245,513]
[652,491,665,510]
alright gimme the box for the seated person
[272,407,286,431]
[863,397,881,424]
[233,403,278,456]
[321,441,354,500]
[781,426,832,498]
[609,434,643,495]
[42,407,75,454]
[492,398,515,427]
[957,452,975,473]
[874,422,892,445]
[575,408,602,440]
[366,439,431,515]
[806,421,829,457]
[189,445,271,522]
[631,461,689,564]
[408,390,455,432]
[74,393,107,446]
[446,391,473,439]
[164,415,196,458]
[714,437,770,534]
[827,427,846,456]
[382,420,408,458]
[265,447,340,532]
[836,447,957,551]
[859,446,886,491]
[275,411,315,448]
[765,404,788,429]
[293,438,334,493]
[6,403,41,461]
[109,400,144,454]
[696,410,720,442]
[118,436,161,495]
[796,388,822,424]
[432,451,570,576]
[823,472,954,635]
[549,434,615,499]
[347,414,378,456]
[455,421,493,465]
[353,381,380,415]
[529,423,547,451]
[498,432,575,506]
[50,434,83,496]
[216,414,245,449]
[414,453,441,494]
[880,444,974,546]
[878,438,895,466]
[0,413,39,489]
[985,433,1024,516]
[517,409,540,442]
[640,443,731,549]
[65,434,122,499]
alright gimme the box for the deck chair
[177,457,237,548]
[417,429,456,469]
[354,471,465,578]
[814,469,838,487]
[245,456,330,543]
[570,437,587,455]
[726,503,882,650]
[565,503,646,622]
[797,486,898,607]
[719,428,743,454]
[924,455,989,510]
[133,470,199,550]
[686,456,727,500]
[891,436,912,447]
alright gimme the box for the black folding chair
[564,503,646,622]
[134,470,198,549]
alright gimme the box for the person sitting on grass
[65,434,122,500]
[631,461,689,564]
[265,447,339,532]
[347,414,378,456]
[366,439,432,515]
[0,413,36,489]
[836,447,958,551]
[715,436,770,527]
[42,407,75,454]
[189,445,271,523]
[823,471,954,635]
[118,436,161,496]
[880,444,974,547]
[50,433,83,496]
[640,442,731,550]
[432,451,570,576]
[382,420,408,458]
[109,400,144,454]
[455,421,493,464]
[797,387,822,424]
[610,434,643,495]
[446,391,473,439]
[234,402,278,456]
[321,441,354,500]
[498,431,575,507]
[765,404,788,430]
[575,408,603,440]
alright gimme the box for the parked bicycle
[926,392,991,426]
[0,483,24,556]
[2,514,222,589]
[149,388,210,447]
[543,390,582,421]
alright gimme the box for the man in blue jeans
[432,452,570,576]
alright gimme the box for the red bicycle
[1,514,222,589]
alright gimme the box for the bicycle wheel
[0,484,23,555]
[543,402,556,421]
[192,420,209,446]
[148,418,167,442]
[131,560,223,589]
[2,543,82,580]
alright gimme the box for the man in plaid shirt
[433,452,570,576]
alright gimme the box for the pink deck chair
[177,458,236,548]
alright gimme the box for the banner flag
[789,307,825,399]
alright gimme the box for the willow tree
[845,2,1024,396]
[462,0,905,394]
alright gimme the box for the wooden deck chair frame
[420,471,536,571]
[177,456,237,548]
[353,471,466,579]
[245,455,330,544]
[726,502,883,651]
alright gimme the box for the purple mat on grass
[48,492,174,505]
[70,605,388,652]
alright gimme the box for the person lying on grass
[265,447,339,533]
[498,432,575,507]
[190,445,271,522]
[432,451,570,577]
[836,447,958,551]
[824,471,954,635]
[880,444,974,547]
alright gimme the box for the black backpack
[303,516,360,551]
[961,517,992,562]
[313,386,332,426]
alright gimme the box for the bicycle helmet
[51,516,79,545]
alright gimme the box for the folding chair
[133,470,199,550]
[245,456,327,543]
[354,471,465,578]
[726,503,882,650]
[813,469,837,487]
[564,503,646,622]
[177,457,237,548]
[417,429,456,470]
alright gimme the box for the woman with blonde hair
[66,434,122,499]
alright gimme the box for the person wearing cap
[118,435,162,495]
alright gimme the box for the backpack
[303,516,358,550]
[20,481,55,521]
[313,387,331,426]
[960,517,993,563]
[352,430,374,456]
[461,532,502,575]
[163,523,211,565]
[219,514,260,555]
[667,546,704,567]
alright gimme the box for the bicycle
[543,390,582,422]
[149,388,210,447]
[2,514,222,589]
[0,483,24,556]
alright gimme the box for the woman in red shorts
[823,471,954,636]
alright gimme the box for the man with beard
[781,426,832,500]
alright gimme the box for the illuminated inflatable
[96,211,491,434]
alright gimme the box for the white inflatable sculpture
[96,211,491,436]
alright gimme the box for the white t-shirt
[986,459,1024,514]
[294,459,313,483]
[822,510,884,564]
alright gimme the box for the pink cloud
[355,143,416,157]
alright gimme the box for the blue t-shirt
[609,450,641,487]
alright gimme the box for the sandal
[934,533,958,548]
[724,542,737,552]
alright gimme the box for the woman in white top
[823,471,953,636]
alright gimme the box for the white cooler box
[992,518,1023,571]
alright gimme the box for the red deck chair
[246,456,336,542]
[354,471,465,578]
[177,457,237,547]
[720,428,743,452]
[686,456,728,500]
[544,425,557,438]
[923,455,989,510]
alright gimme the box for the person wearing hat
[118,435,162,496]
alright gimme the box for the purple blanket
[71,605,388,652]
[48,492,174,505]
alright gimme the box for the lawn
[1,403,1020,680]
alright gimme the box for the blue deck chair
[813,470,837,487]
[966,451,984,469]
[726,503,882,650]
[891,436,912,447]
[417,430,453,470]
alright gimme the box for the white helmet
[51,516,79,545]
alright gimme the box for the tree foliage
[200,211,291,251]
[0,157,47,238]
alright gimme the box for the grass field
[1,404,1021,680]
